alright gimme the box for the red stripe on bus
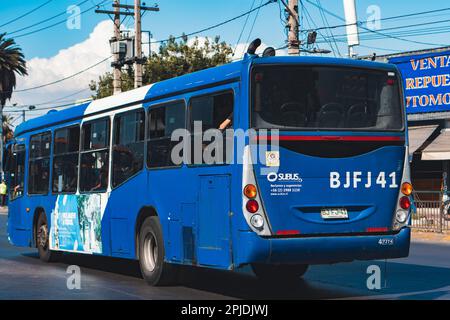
[276,230,301,236]
[366,227,389,233]
[255,136,404,142]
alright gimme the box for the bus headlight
[250,214,264,229]
[396,210,409,224]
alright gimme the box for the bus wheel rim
[38,224,48,250]
[143,232,158,272]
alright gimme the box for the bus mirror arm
[247,38,262,55]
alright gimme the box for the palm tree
[2,114,14,142]
[0,33,27,176]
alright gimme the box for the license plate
[321,208,349,220]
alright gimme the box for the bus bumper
[236,227,411,266]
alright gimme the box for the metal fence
[411,191,450,233]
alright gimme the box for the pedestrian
[0,180,7,207]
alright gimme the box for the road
[1,213,449,300]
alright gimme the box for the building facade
[373,47,450,198]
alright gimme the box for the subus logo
[267,172,302,183]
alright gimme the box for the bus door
[197,175,232,268]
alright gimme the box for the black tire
[36,213,60,263]
[252,263,309,282]
[138,216,177,286]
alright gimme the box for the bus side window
[112,110,145,187]
[80,118,110,193]
[189,91,234,165]
[28,132,51,195]
[147,101,186,169]
[52,126,80,194]
[10,144,25,200]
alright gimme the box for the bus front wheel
[252,263,309,282]
[36,213,60,262]
[138,216,177,286]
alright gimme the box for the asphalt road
[1,213,449,300]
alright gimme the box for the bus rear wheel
[36,213,59,262]
[252,263,309,282]
[138,216,177,286]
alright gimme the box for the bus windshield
[251,65,404,131]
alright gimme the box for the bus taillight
[401,182,413,196]
[246,200,259,213]
[244,184,257,199]
[399,197,411,210]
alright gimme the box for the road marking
[334,285,450,300]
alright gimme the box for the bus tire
[36,213,60,263]
[252,263,309,282]
[138,216,177,286]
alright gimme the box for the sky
[1,0,450,123]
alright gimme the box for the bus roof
[14,56,397,137]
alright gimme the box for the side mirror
[262,47,276,57]
[247,38,262,55]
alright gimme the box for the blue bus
[6,52,412,286]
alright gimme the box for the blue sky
[2,0,449,60]
[1,0,450,122]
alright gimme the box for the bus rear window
[251,66,404,131]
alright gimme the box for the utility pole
[96,1,159,92]
[132,2,159,88]
[134,0,143,88]
[96,0,123,95]
[113,0,122,94]
[21,105,36,123]
[281,0,300,55]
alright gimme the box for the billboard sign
[389,50,450,114]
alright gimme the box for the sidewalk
[412,230,450,244]
[0,207,7,215]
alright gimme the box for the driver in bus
[218,112,233,131]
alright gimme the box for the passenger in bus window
[91,162,108,192]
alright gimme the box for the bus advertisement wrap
[389,51,450,114]
[49,194,107,254]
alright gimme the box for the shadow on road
[22,251,347,299]
[20,250,450,300]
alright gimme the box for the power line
[304,0,448,47]
[302,2,336,56]
[315,0,342,57]
[319,25,450,45]
[232,0,257,57]
[148,0,277,45]
[0,0,55,29]
[325,18,450,40]
[11,0,111,39]
[245,0,265,47]
[31,88,91,106]
[0,56,111,95]
[5,100,89,114]
[6,0,91,35]
[307,6,450,33]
